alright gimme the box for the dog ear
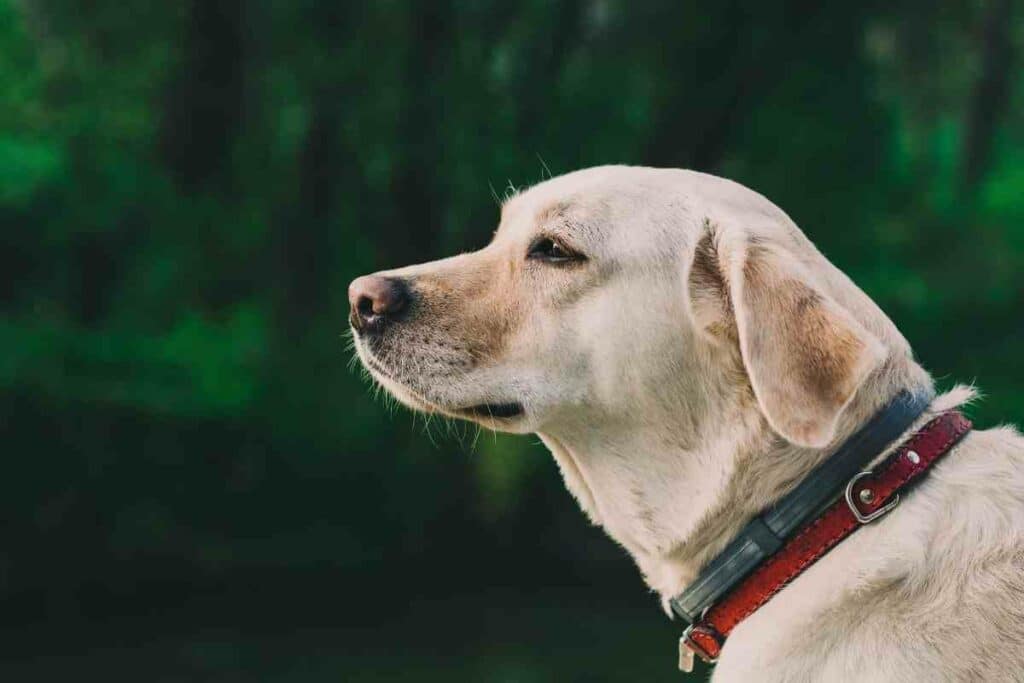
[685,224,886,448]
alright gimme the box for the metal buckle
[678,620,721,672]
[844,470,899,524]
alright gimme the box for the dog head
[350,165,910,449]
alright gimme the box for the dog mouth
[455,402,525,420]
[355,340,525,421]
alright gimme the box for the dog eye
[527,237,583,264]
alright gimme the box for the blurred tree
[961,0,1016,193]
[159,0,244,192]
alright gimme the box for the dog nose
[348,275,409,331]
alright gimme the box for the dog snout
[348,275,410,333]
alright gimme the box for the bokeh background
[2,1,1023,681]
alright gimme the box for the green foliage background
[1,1,1022,680]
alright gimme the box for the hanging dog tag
[678,637,695,673]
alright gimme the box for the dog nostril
[357,295,375,318]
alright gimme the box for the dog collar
[671,391,973,671]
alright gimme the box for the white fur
[351,166,1024,681]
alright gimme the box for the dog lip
[358,349,521,420]
[459,402,525,419]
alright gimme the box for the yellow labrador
[349,166,1024,681]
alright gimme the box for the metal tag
[678,637,695,673]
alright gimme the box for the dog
[348,166,1024,681]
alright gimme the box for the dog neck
[537,356,936,606]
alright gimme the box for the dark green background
[2,1,1022,681]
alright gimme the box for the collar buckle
[678,622,721,671]
[844,470,900,524]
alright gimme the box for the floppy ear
[685,225,886,448]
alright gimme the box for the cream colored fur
[350,166,1024,681]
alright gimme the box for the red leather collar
[681,410,972,667]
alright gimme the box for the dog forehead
[497,166,675,243]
